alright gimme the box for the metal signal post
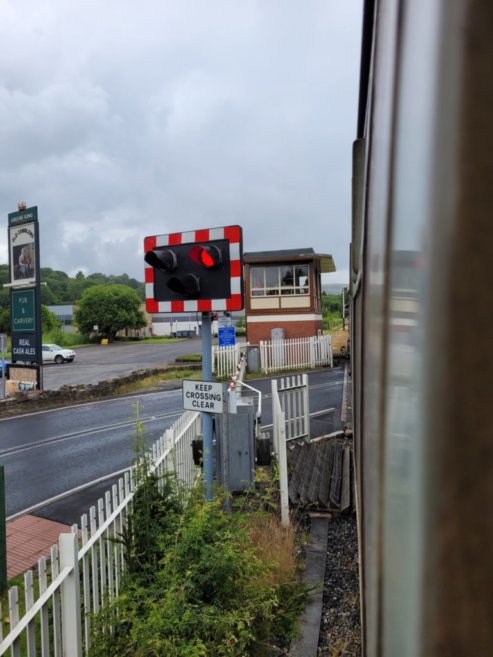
[201,311,214,501]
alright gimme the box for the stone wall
[0,364,202,418]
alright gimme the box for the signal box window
[251,264,309,297]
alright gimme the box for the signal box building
[243,248,336,344]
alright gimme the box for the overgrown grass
[42,330,93,347]
[89,467,308,657]
[175,353,202,363]
[115,369,200,393]
[41,333,185,348]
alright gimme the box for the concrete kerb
[289,513,329,657]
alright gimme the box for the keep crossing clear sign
[182,380,224,413]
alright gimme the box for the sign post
[0,333,6,400]
[201,313,214,501]
[6,204,43,390]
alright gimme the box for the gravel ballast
[318,513,361,656]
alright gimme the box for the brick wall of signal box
[246,319,323,345]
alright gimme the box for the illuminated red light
[189,245,221,269]
[200,250,215,267]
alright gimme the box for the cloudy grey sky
[0,1,362,284]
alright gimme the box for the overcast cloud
[0,0,362,284]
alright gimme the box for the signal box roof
[243,248,336,273]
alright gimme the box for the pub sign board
[12,289,36,332]
[11,333,39,364]
[7,205,43,370]
[8,207,39,289]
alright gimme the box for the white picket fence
[212,342,248,378]
[259,335,333,374]
[0,410,201,657]
[213,335,333,378]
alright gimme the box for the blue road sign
[218,326,236,347]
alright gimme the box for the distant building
[243,248,336,344]
[47,305,75,333]
[149,311,245,338]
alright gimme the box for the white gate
[271,373,309,443]
[270,373,310,527]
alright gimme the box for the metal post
[222,383,231,510]
[0,465,7,591]
[201,312,214,501]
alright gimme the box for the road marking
[7,467,132,521]
[0,410,182,458]
[0,388,183,422]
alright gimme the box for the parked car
[42,344,76,364]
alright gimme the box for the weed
[115,368,199,394]
[89,477,308,656]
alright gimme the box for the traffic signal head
[144,226,244,313]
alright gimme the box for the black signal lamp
[167,273,200,296]
[144,249,177,272]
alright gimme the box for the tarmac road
[41,338,203,390]
[1,367,344,521]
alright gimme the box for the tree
[322,291,344,330]
[74,284,146,340]
[0,307,9,335]
[0,265,10,311]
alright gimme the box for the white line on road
[0,410,182,458]
[7,467,132,521]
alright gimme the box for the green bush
[89,475,307,657]
[42,330,93,347]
